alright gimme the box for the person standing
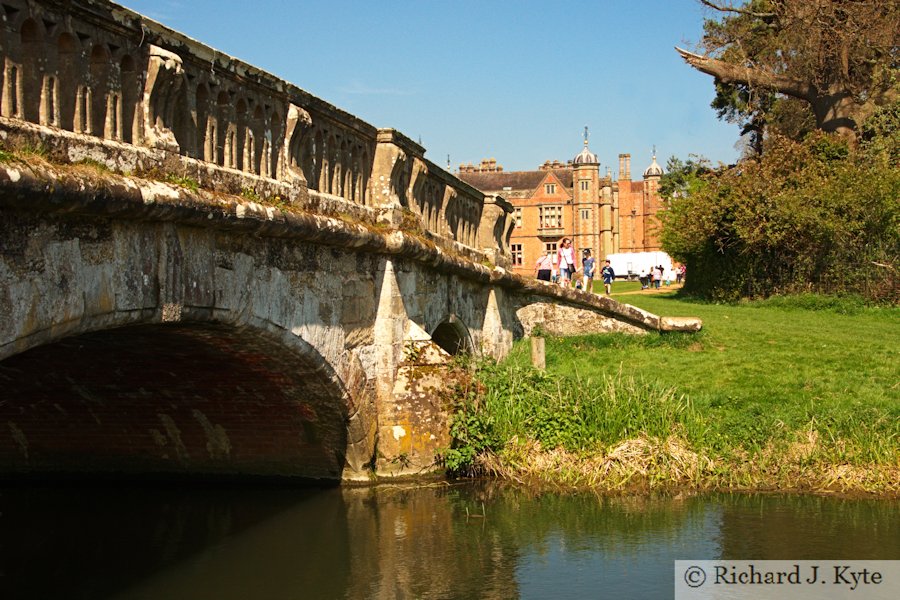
[601,259,615,295]
[581,249,596,293]
[534,251,553,282]
[556,238,576,287]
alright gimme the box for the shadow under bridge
[0,322,350,482]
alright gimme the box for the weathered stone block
[517,302,647,337]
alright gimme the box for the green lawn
[563,292,897,459]
[457,292,899,491]
[609,291,898,412]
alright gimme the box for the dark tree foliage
[661,1,899,301]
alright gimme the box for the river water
[1,481,897,599]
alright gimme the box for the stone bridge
[0,0,699,483]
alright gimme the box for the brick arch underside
[0,322,349,482]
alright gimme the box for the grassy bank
[445,292,899,495]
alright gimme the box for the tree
[859,99,900,164]
[677,0,900,143]
[659,127,899,302]
[657,155,713,201]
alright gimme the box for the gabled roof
[458,168,573,195]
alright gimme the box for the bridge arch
[430,314,474,356]
[0,318,358,482]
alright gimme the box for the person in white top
[556,238,576,287]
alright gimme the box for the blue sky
[117,0,742,175]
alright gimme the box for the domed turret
[643,150,663,178]
[573,144,599,165]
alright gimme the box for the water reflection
[716,493,898,559]
[0,483,350,600]
[1,482,897,599]
[342,485,518,599]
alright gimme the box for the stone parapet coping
[0,158,701,333]
[0,118,495,267]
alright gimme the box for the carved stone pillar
[478,193,513,266]
[142,45,184,152]
[370,129,425,227]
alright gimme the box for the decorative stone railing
[0,0,512,264]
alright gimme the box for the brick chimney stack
[618,153,631,180]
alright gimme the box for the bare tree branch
[698,0,777,20]
[675,47,815,101]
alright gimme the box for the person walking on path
[601,259,615,295]
[556,238,576,288]
[534,251,554,282]
[581,249,596,293]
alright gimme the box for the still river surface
[1,481,897,599]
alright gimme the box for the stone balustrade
[0,0,512,264]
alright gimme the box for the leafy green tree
[657,155,713,202]
[677,0,900,143]
[859,100,900,164]
[660,127,899,302]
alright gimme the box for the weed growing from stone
[164,173,200,192]
[16,140,49,159]
[240,187,260,201]
[72,158,112,174]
